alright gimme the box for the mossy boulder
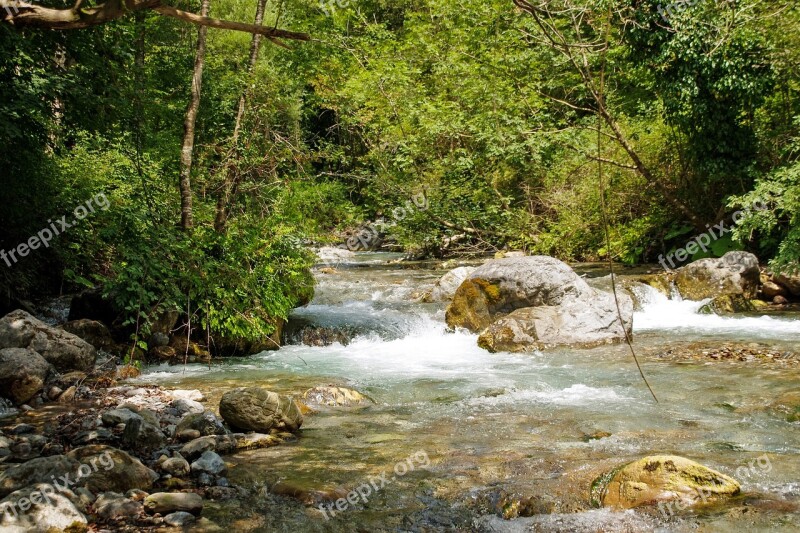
[446,256,633,351]
[699,294,768,314]
[445,278,504,331]
[593,455,740,509]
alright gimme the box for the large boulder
[674,251,760,301]
[773,272,800,297]
[0,310,96,372]
[66,445,158,493]
[428,267,476,302]
[0,483,87,532]
[445,256,633,351]
[61,319,114,350]
[0,455,81,498]
[594,455,740,509]
[219,387,303,433]
[0,348,52,405]
[478,297,633,353]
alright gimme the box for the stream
[137,252,800,532]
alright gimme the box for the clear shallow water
[140,253,800,532]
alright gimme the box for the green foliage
[1,0,799,338]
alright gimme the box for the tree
[179,0,211,230]
[214,0,268,234]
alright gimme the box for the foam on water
[633,284,800,339]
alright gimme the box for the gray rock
[101,408,142,427]
[143,492,203,515]
[95,491,143,521]
[171,398,205,416]
[0,348,52,405]
[674,251,761,301]
[61,319,114,350]
[164,511,196,527]
[478,298,634,353]
[161,454,190,477]
[774,272,800,296]
[149,332,170,348]
[176,411,227,437]
[10,424,34,435]
[219,387,303,433]
[445,256,633,351]
[0,310,96,372]
[429,267,476,302]
[0,455,80,498]
[170,389,205,402]
[176,429,201,442]
[66,445,158,493]
[179,435,237,461]
[191,451,227,476]
[0,483,87,532]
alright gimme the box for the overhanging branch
[1,0,310,41]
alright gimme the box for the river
[137,252,800,532]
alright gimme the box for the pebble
[11,423,35,435]
[164,511,196,527]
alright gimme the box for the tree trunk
[214,0,268,234]
[179,0,210,231]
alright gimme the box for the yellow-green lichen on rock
[445,278,503,332]
[699,294,766,314]
[595,455,740,509]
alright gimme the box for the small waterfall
[633,283,800,339]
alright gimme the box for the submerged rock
[0,310,97,372]
[302,386,372,408]
[446,256,632,352]
[674,251,760,301]
[593,455,740,509]
[699,294,768,314]
[219,387,303,433]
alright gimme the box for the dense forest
[2,0,798,347]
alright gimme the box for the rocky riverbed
[1,251,800,531]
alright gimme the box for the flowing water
[139,253,800,532]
